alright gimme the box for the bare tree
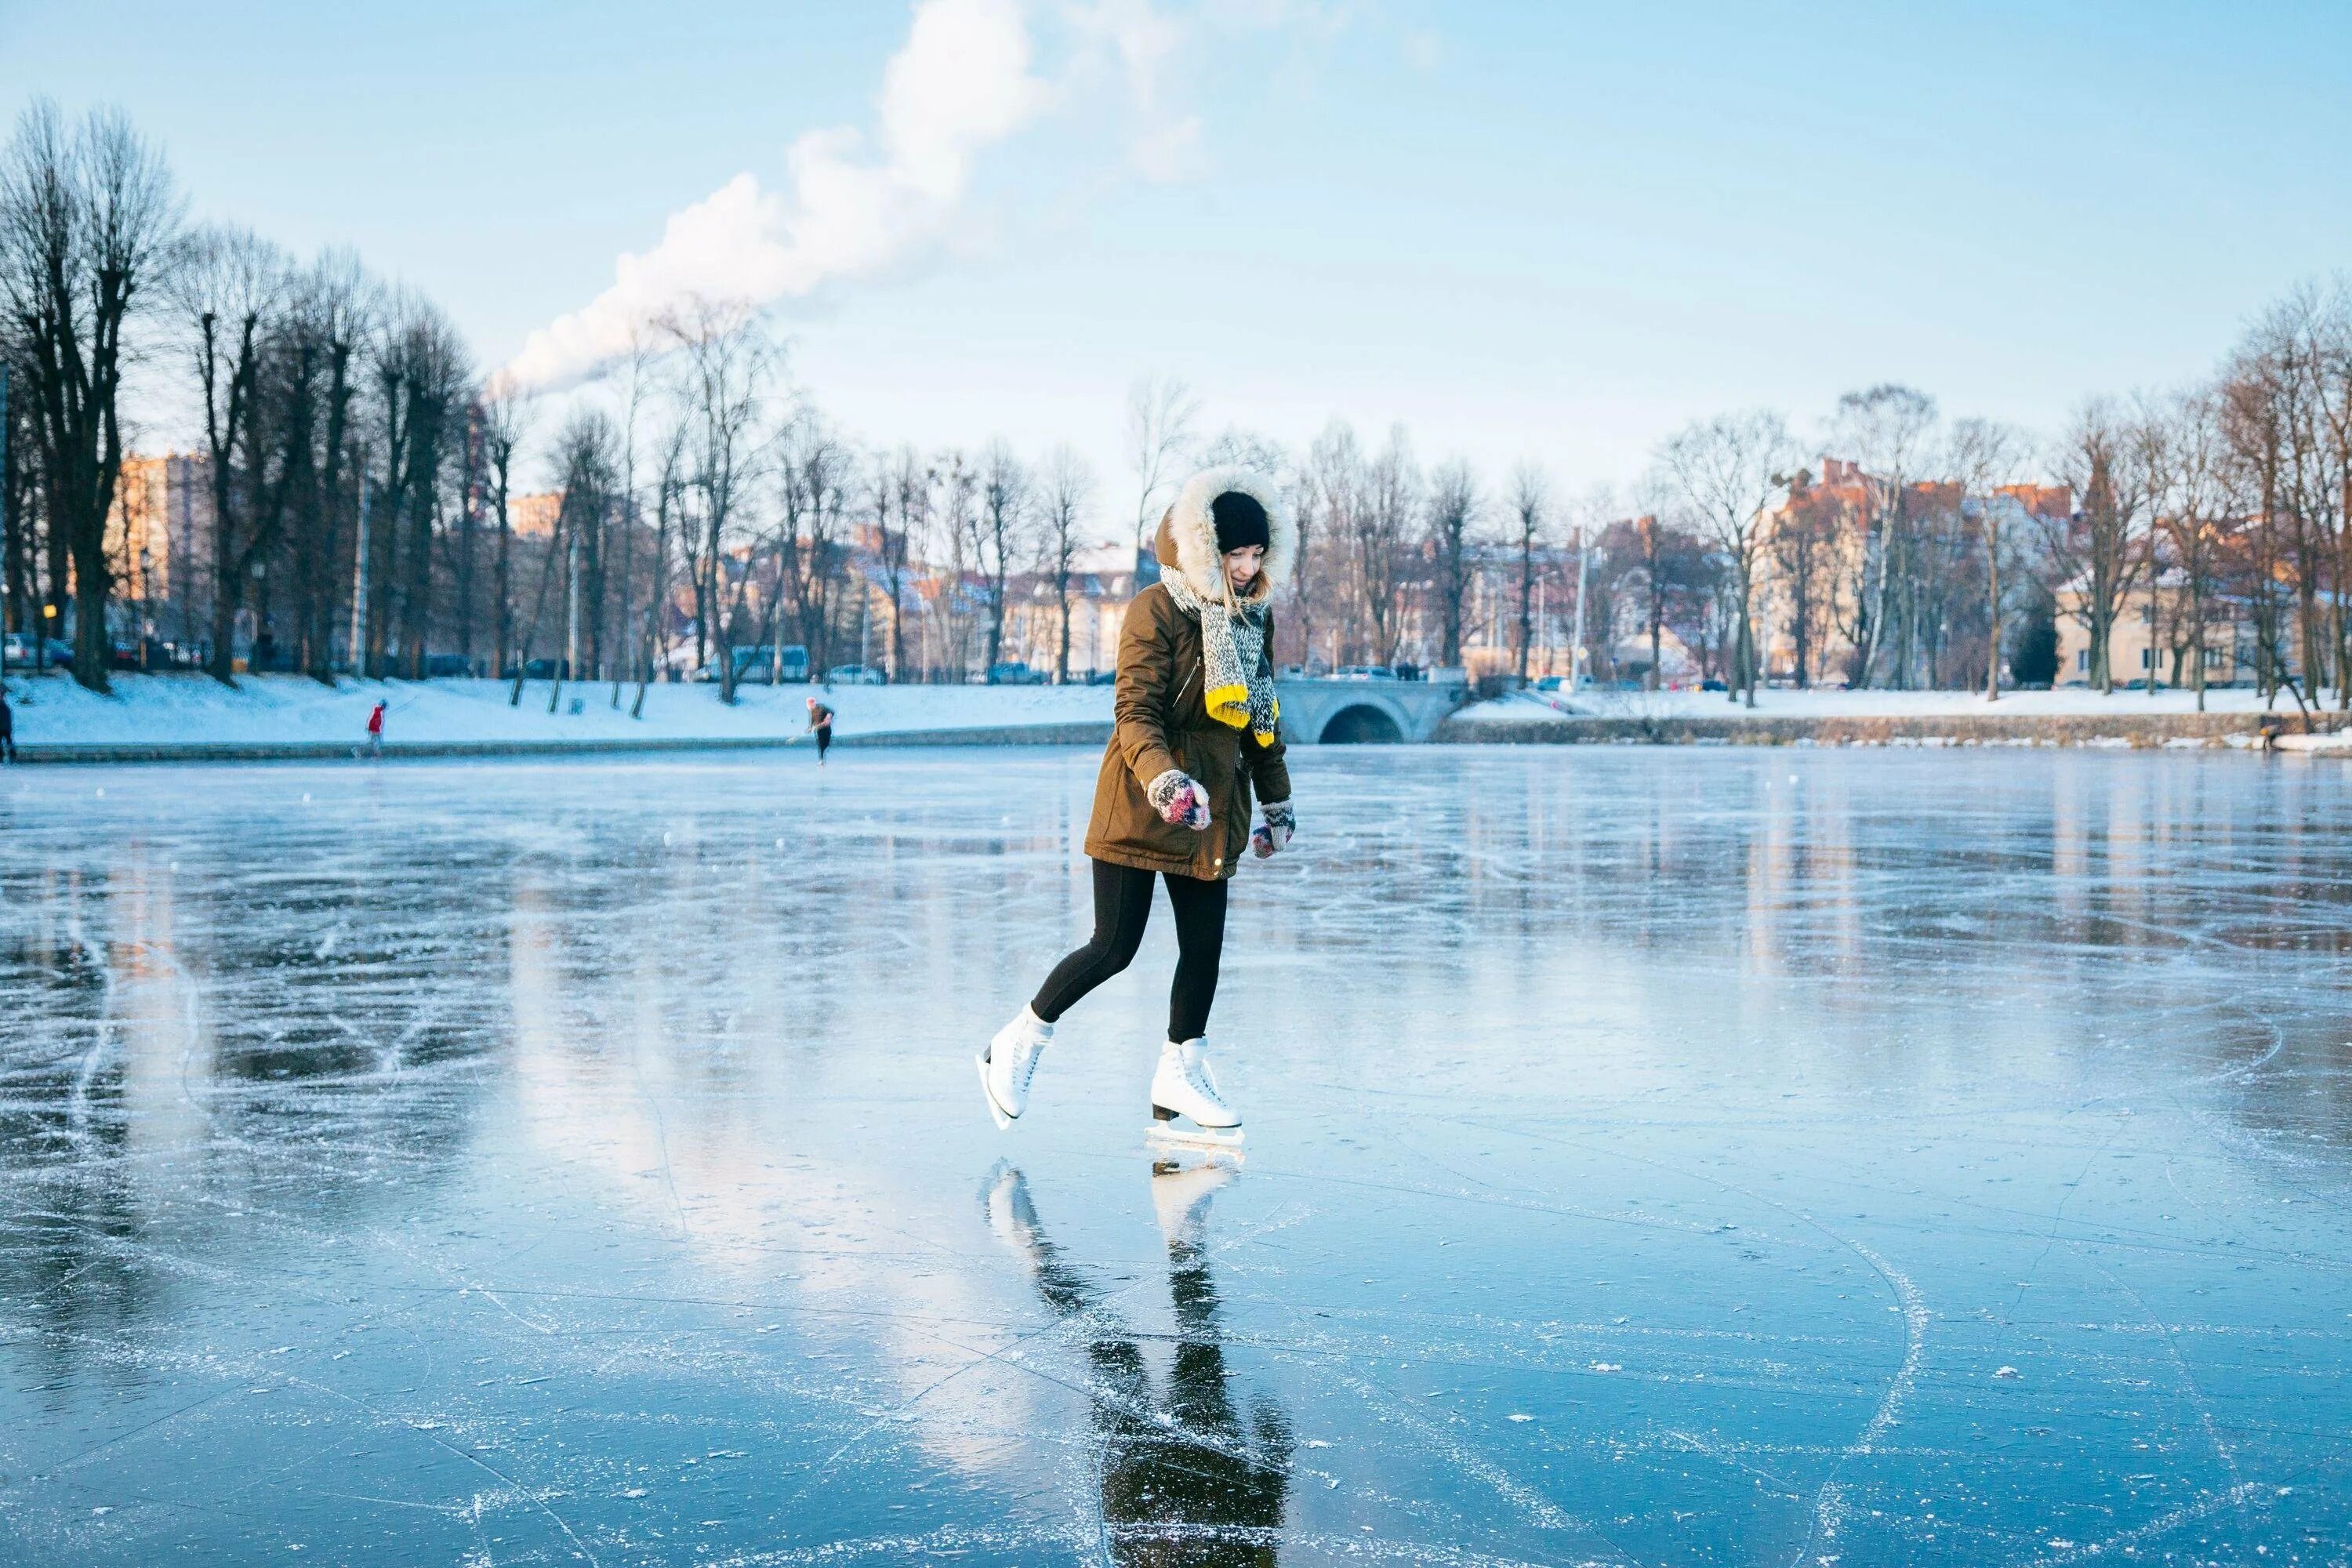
[2143,386,2241,711]
[524,410,620,713]
[978,439,1029,677]
[1506,462,1548,683]
[1828,384,1940,687]
[171,225,289,681]
[1657,408,1795,706]
[480,390,531,678]
[1943,416,2032,702]
[2233,293,2343,703]
[1769,470,1839,688]
[2038,399,2156,695]
[1038,443,1096,682]
[1127,372,1197,556]
[662,298,774,702]
[368,292,469,677]
[1636,510,1666,691]
[778,410,851,677]
[1301,422,1363,671]
[1424,457,1479,670]
[1351,425,1416,666]
[274,250,366,683]
[937,450,978,679]
[633,416,688,717]
[2222,347,2300,710]
[0,101,181,692]
[2307,281,2352,706]
[880,445,927,680]
[602,326,661,702]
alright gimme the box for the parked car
[3,632,73,670]
[986,661,1048,685]
[1532,675,1566,692]
[730,644,810,684]
[1333,665,1398,681]
[825,663,886,685]
[1700,677,1727,692]
[423,653,479,678]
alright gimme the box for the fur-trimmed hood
[1152,466,1295,607]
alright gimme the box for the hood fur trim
[1154,466,1295,605]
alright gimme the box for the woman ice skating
[805,696,834,764]
[365,700,385,757]
[978,466,1298,1149]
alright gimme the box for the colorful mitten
[1251,798,1295,858]
[1147,769,1212,830]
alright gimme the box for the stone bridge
[1274,675,1472,744]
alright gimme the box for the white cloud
[1069,0,1204,183]
[501,0,1045,390]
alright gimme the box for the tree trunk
[1984,514,2001,702]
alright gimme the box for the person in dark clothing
[1032,861,1227,1050]
[0,688,15,763]
[978,467,1298,1149]
[805,696,834,764]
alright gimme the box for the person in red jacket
[365,700,385,757]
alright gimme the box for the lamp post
[0,361,9,681]
[1570,517,1591,689]
[350,464,371,678]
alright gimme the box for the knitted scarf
[1162,575,1279,746]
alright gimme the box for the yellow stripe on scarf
[1254,693,1279,747]
[1208,685,1281,747]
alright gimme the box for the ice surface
[1,748,2347,1565]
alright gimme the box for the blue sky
[5,1,2347,508]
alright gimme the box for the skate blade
[975,1053,1014,1132]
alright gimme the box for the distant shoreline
[1441,709,2347,750]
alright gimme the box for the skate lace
[1185,1056,1223,1105]
[1012,1038,1044,1095]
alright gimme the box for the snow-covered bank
[0,673,1112,753]
[1457,685,2339,724]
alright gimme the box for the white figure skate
[977,1006,1052,1131]
[1146,1036,1243,1151]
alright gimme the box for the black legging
[1031,858,1228,1044]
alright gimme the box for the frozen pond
[2,747,2348,1566]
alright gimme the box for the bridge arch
[1319,702,1406,744]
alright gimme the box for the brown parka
[1083,470,1294,883]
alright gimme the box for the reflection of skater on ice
[805,696,833,765]
[979,470,1298,1151]
[983,1161,1290,1562]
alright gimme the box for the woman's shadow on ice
[982,1160,1293,1565]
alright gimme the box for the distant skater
[977,468,1297,1150]
[365,700,385,758]
[0,688,15,763]
[805,695,833,765]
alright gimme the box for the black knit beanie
[1210,491,1271,554]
